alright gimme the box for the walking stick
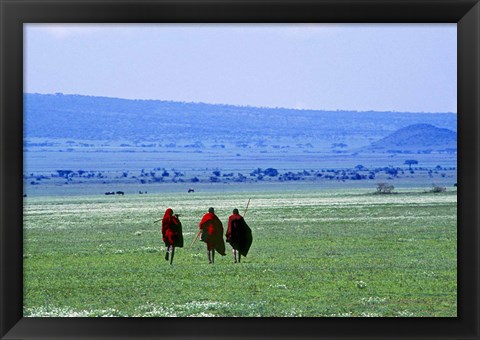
[243,198,251,217]
[191,230,202,247]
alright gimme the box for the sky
[24,24,457,113]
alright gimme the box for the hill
[363,124,457,153]
[24,93,457,150]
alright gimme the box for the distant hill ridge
[24,93,457,146]
[364,124,457,153]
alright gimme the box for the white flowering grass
[360,297,387,305]
[24,306,125,317]
[396,310,415,317]
[360,312,381,317]
[355,281,367,289]
[269,283,287,289]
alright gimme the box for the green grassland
[23,187,457,317]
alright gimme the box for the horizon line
[24,91,458,115]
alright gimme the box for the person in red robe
[199,207,226,264]
[161,208,183,265]
[226,208,253,263]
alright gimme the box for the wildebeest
[116,191,125,195]
[105,192,115,195]
[188,188,195,193]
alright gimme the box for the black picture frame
[1,0,478,339]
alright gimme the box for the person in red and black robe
[161,208,183,265]
[199,207,226,264]
[226,208,253,263]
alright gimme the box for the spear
[243,198,251,217]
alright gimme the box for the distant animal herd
[104,191,125,196]
[103,188,195,196]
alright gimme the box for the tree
[331,143,347,148]
[264,168,279,177]
[384,167,398,177]
[404,159,418,170]
[56,170,73,178]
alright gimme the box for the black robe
[226,215,253,257]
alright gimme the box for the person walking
[161,208,184,265]
[226,208,253,263]
[198,207,226,264]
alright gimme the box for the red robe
[226,214,242,243]
[199,212,226,255]
[161,208,184,247]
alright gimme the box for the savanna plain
[23,187,457,317]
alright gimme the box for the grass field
[23,187,457,317]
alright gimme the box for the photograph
[2,0,480,339]
[22,23,458,317]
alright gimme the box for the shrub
[431,185,446,193]
[264,168,279,177]
[384,167,398,176]
[376,182,394,194]
[56,170,73,178]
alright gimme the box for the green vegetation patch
[23,189,457,317]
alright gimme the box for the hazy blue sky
[24,24,456,113]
